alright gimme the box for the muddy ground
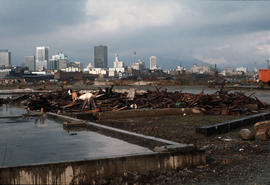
[95,115,270,185]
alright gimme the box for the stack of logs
[11,86,267,115]
[240,121,270,141]
[254,121,270,141]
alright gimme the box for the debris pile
[11,86,267,115]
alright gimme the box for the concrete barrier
[71,108,202,121]
[0,150,205,185]
[196,112,270,136]
[0,112,206,184]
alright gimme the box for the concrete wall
[197,112,270,136]
[0,150,205,185]
[73,108,202,121]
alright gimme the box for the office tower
[24,56,36,71]
[48,58,59,71]
[0,50,11,67]
[94,46,108,68]
[36,46,49,71]
[149,56,157,70]
[48,52,68,70]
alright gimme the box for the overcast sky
[1,0,270,69]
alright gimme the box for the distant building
[0,68,12,77]
[149,56,157,70]
[59,59,67,70]
[108,67,125,77]
[48,59,59,71]
[86,68,108,76]
[94,46,108,68]
[176,65,186,73]
[191,64,211,74]
[221,67,234,76]
[84,62,94,71]
[54,71,83,81]
[236,67,247,74]
[168,66,186,76]
[0,50,11,67]
[36,46,49,71]
[130,59,146,71]
[113,54,124,68]
[24,56,35,71]
[68,61,82,69]
[61,66,82,72]
[220,67,246,76]
[48,52,68,71]
[108,55,126,78]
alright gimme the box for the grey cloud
[175,1,270,36]
[0,0,87,36]
[1,0,270,69]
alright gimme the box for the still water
[0,105,152,168]
[113,85,270,104]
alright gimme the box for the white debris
[68,89,72,95]
[78,93,94,100]
[127,88,136,100]
[130,104,138,109]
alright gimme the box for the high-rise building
[36,46,49,71]
[48,59,59,71]
[48,52,68,71]
[149,56,157,70]
[0,50,11,67]
[94,46,108,68]
[24,56,35,71]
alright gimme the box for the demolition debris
[6,86,268,115]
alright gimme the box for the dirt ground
[96,115,270,185]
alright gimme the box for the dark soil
[95,115,270,185]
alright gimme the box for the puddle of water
[0,107,153,168]
[0,104,26,117]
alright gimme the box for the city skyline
[0,46,259,72]
[1,1,270,69]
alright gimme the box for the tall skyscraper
[0,50,11,67]
[149,56,157,70]
[94,46,108,68]
[36,46,49,71]
[24,56,36,71]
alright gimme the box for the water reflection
[34,116,47,128]
[0,104,26,116]
[0,107,152,168]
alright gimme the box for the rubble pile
[12,87,267,115]
[131,90,266,115]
